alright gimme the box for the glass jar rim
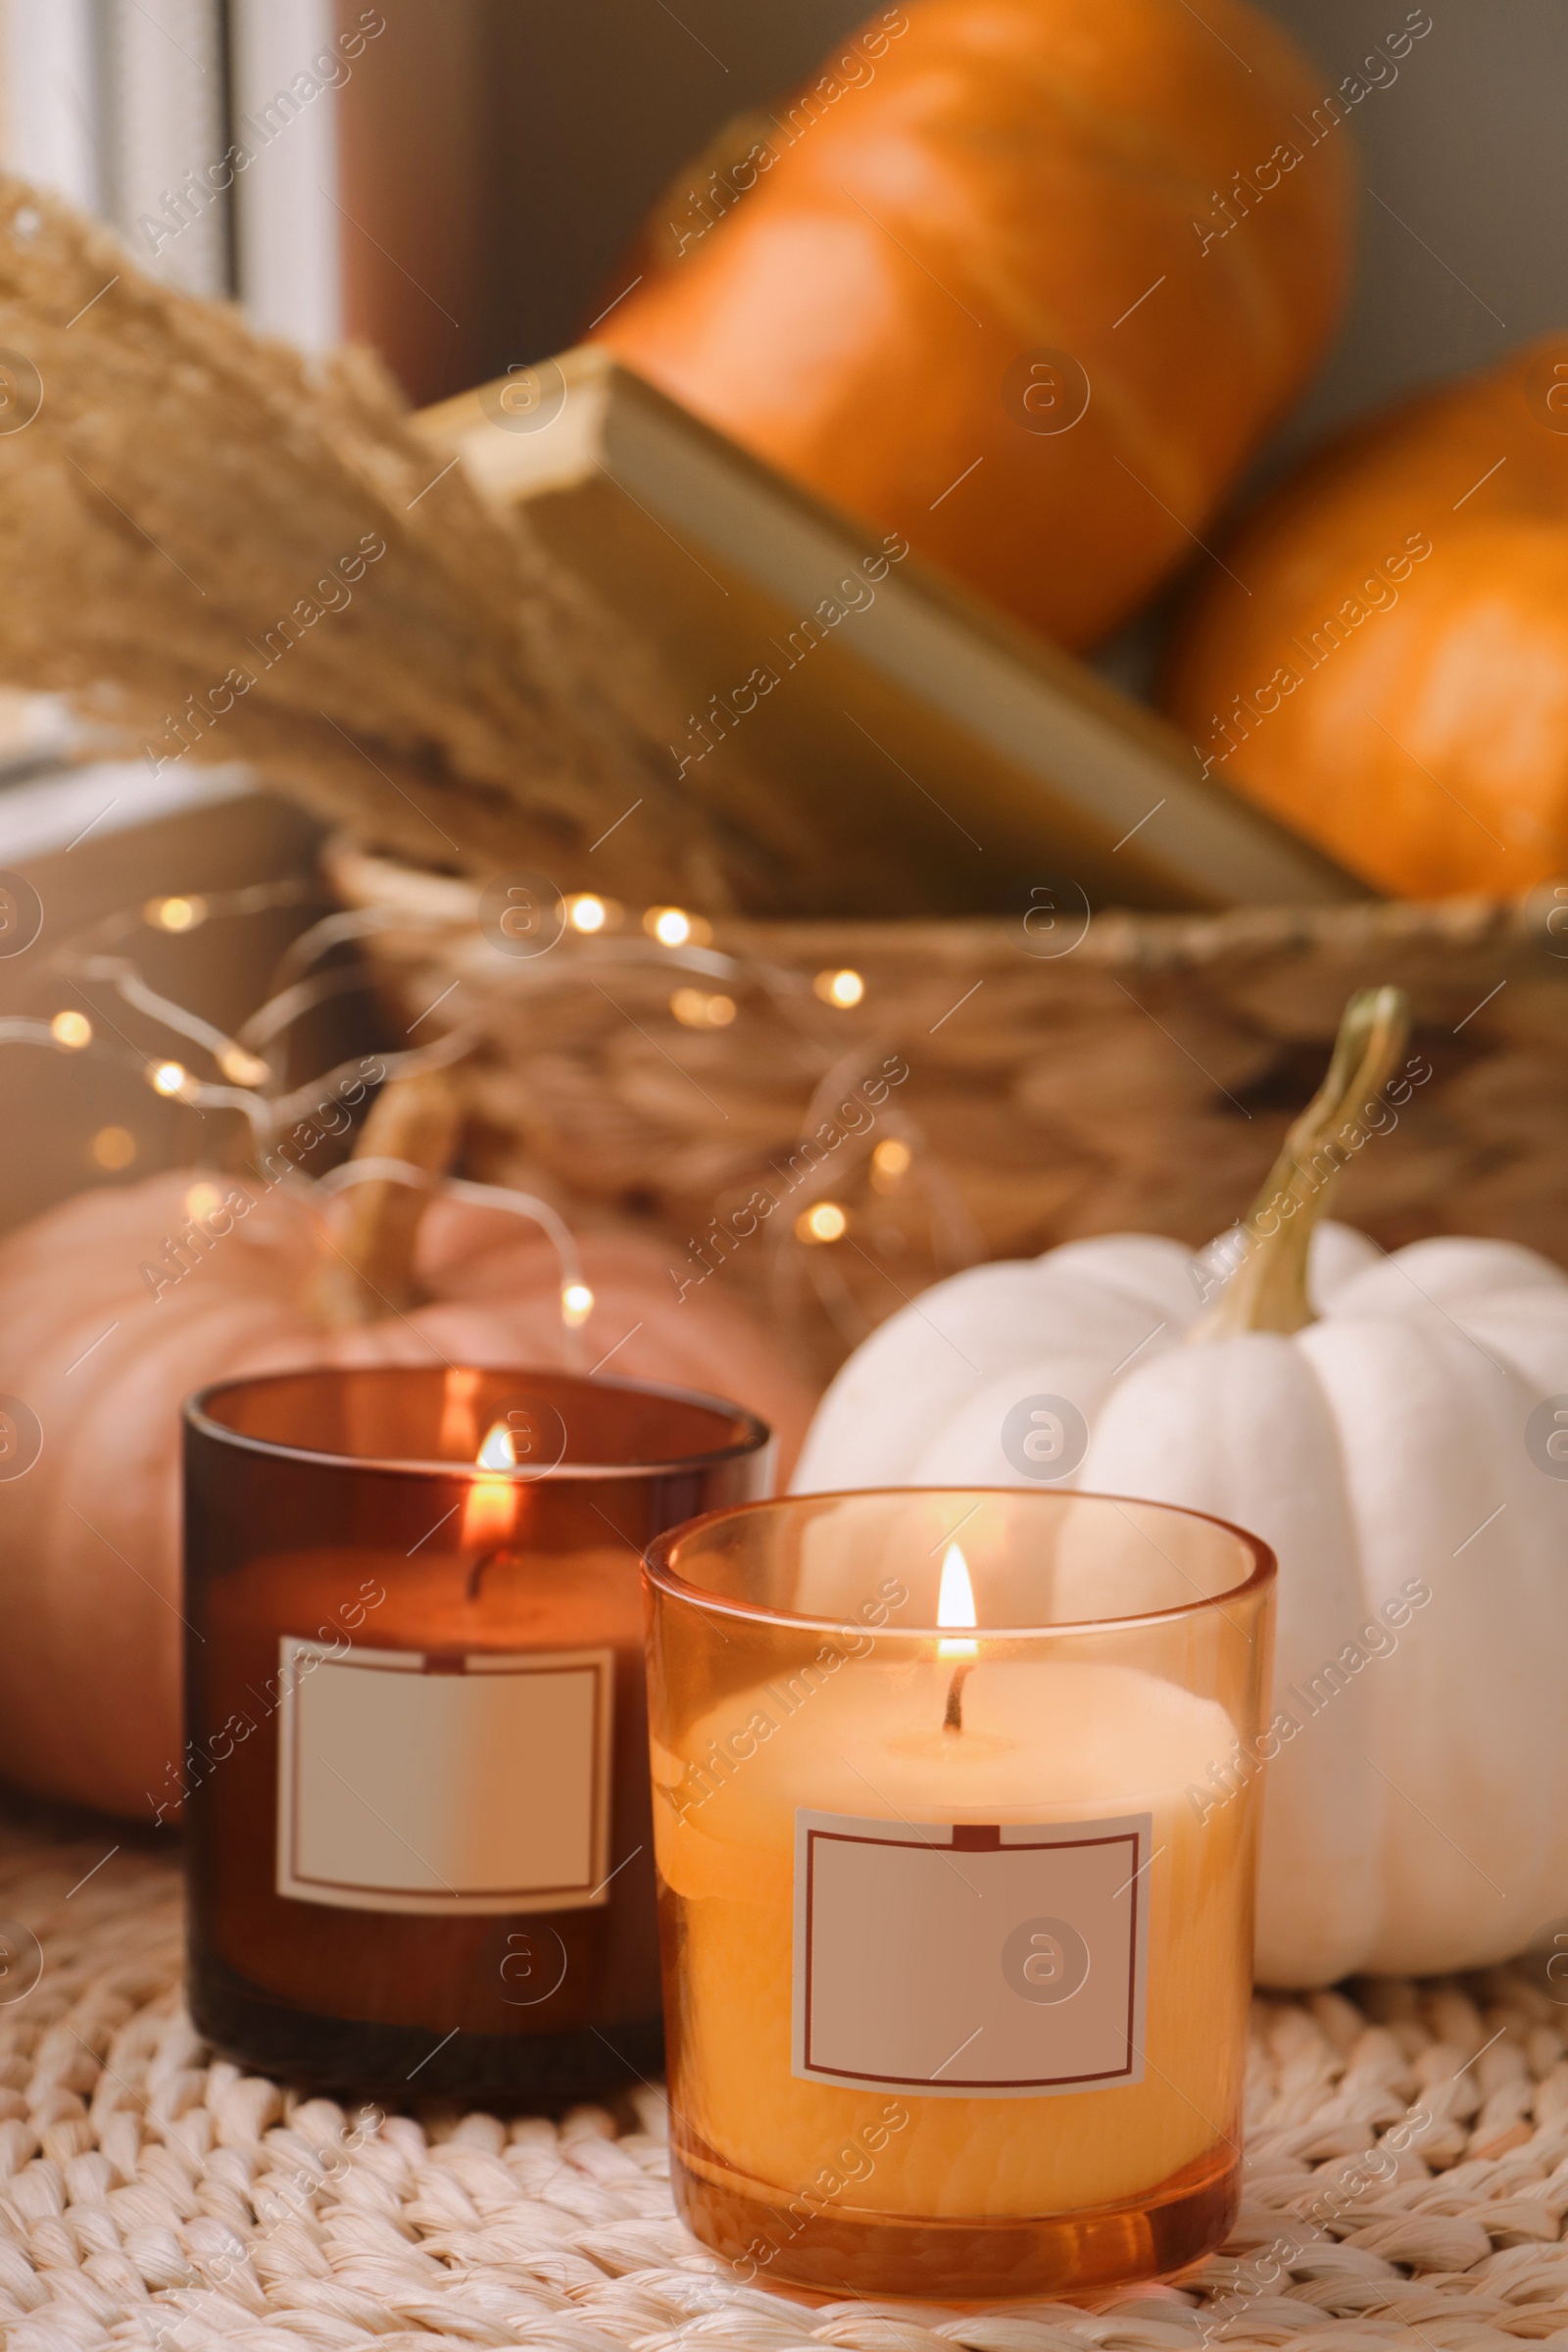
[184,1364,772,1483]
[643,1485,1276,1638]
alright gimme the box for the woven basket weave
[326,843,1568,1380]
[6,1808,1568,2347]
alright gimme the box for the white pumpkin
[793,990,1568,1987]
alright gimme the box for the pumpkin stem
[1191,985,1410,1341]
[310,1069,463,1326]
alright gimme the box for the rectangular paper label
[276,1639,613,1915]
[793,1810,1151,2097]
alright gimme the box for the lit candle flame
[937,1544,978,1659]
[477,1422,516,1470]
[461,1419,519,1551]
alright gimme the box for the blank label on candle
[793,1810,1151,2097]
[276,1640,613,1915]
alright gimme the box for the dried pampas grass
[0,174,796,909]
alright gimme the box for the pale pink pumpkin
[0,1142,812,1820]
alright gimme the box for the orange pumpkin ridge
[1162,335,1568,898]
[594,0,1352,649]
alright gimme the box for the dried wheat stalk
[0,173,796,910]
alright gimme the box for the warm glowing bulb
[219,1044,270,1086]
[567,894,608,934]
[562,1282,594,1328]
[872,1137,911,1187]
[90,1125,135,1171]
[797,1201,848,1245]
[814,967,864,1008]
[648,906,692,947]
[49,1010,91,1050]
[149,1059,189,1098]
[146,895,206,932]
[937,1544,979,1658]
[184,1182,223,1221]
[670,988,736,1028]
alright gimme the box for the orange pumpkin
[1163,337,1568,899]
[0,1082,813,1820]
[595,0,1353,651]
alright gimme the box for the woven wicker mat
[6,1814,1568,2352]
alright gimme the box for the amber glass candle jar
[643,1487,1275,2302]
[184,1365,771,2100]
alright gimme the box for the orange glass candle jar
[643,1487,1275,2303]
[183,1365,771,2100]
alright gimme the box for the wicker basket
[326,840,1568,1382]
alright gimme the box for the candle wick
[466,1546,506,1601]
[943,1663,970,1735]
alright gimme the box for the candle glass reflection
[184,1366,771,2100]
[643,1487,1275,2303]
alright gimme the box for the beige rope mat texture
[6,1814,1568,2352]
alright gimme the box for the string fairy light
[0,875,972,1370]
[145,895,207,932]
[316,1157,594,1341]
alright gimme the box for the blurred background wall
[0,0,1559,437]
